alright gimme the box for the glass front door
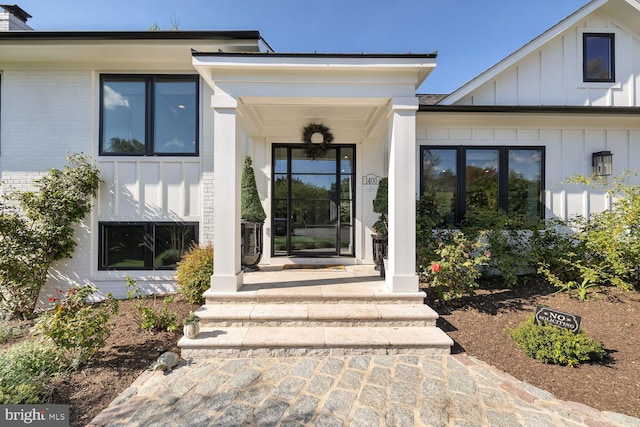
[272,145,355,256]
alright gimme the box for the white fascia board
[623,0,640,13]
[440,0,610,105]
[192,55,436,89]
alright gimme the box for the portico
[192,52,436,294]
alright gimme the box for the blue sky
[18,0,590,94]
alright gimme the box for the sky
[16,0,591,94]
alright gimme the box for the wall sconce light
[592,151,613,176]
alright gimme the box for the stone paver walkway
[88,354,640,427]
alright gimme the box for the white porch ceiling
[240,102,387,140]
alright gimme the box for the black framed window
[583,33,615,82]
[99,222,197,270]
[100,75,199,156]
[420,146,544,226]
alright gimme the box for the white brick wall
[1,69,209,300]
[201,84,215,245]
[2,70,94,170]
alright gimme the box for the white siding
[460,11,640,107]
[417,113,640,221]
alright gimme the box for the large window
[99,222,197,270]
[583,33,615,82]
[420,146,544,226]
[100,75,198,155]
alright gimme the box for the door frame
[271,143,356,257]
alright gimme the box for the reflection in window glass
[508,149,542,225]
[466,149,499,214]
[273,147,288,173]
[102,80,146,153]
[154,80,197,154]
[584,33,614,82]
[101,225,146,268]
[154,224,196,268]
[420,146,544,226]
[100,75,198,155]
[340,147,354,174]
[100,223,197,270]
[422,148,457,225]
[291,148,335,173]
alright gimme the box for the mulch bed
[3,281,637,425]
[429,280,640,419]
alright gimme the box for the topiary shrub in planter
[175,243,213,304]
[241,156,267,270]
[372,177,388,275]
[510,316,605,367]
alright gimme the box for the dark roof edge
[0,5,32,21]
[0,30,261,41]
[418,105,640,114]
[192,51,437,59]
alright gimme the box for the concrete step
[195,303,438,327]
[203,289,426,305]
[178,326,454,358]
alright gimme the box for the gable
[441,0,640,107]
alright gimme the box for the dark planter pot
[241,220,264,271]
[371,234,388,276]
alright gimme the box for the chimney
[0,4,33,31]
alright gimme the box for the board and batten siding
[457,11,640,107]
[417,113,640,221]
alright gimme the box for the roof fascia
[192,52,437,89]
[418,104,640,114]
[0,30,262,41]
[440,0,610,105]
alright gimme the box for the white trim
[576,27,622,90]
[441,0,610,105]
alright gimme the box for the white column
[208,93,243,292]
[385,97,419,292]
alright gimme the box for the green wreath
[302,123,334,159]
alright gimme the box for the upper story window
[100,75,199,156]
[583,33,615,83]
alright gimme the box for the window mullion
[500,147,508,213]
[147,78,154,156]
[457,146,465,224]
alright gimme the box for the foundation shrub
[533,173,640,299]
[0,320,27,344]
[0,339,67,404]
[418,230,491,302]
[176,243,214,304]
[126,277,178,333]
[32,285,118,369]
[510,316,605,367]
[0,154,101,319]
[462,209,534,287]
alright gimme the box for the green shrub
[0,320,27,344]
[0,154,101,319]
[126,277,178,332]
[462,209,534,287]
[418,230,490,302]
[0,339,67,404]
[372,177,388,235]
[176,244,214,304]
[33,285,118,369]
[528,173,640,299]
[510,316,605,367]
[241,156,266,222]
